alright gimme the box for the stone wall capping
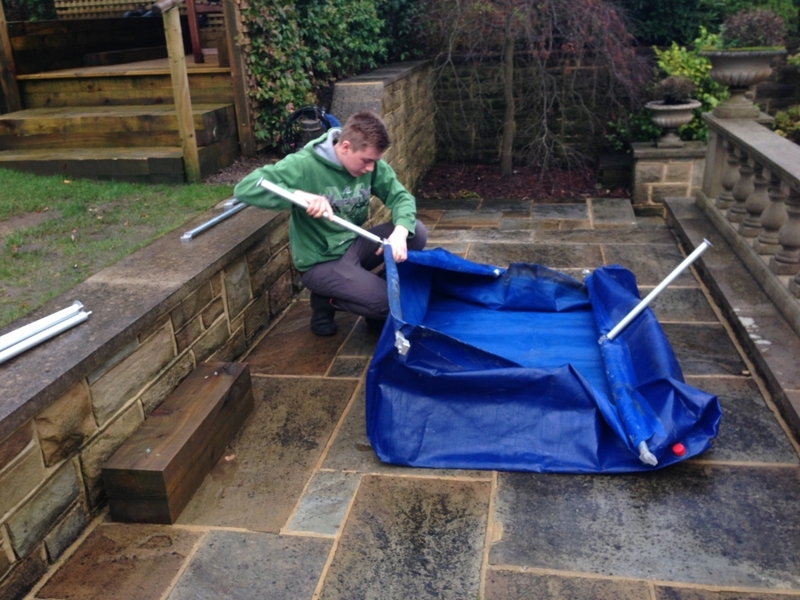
[632,140,707,159]
[0,207,288,442]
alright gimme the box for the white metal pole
[603,239,712,342]
[256,178,386,245]
[0,301,84,353]
[0,311,90,364]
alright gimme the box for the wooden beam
[0,0,22,113]
[223,0,255,157]
[184,0,204,64]
[163,6,201,183]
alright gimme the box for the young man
[234,110,427,336]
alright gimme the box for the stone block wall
[433,60,608,163]
[632,141,706,215]
[0,209,295,599]
[330,61,436,226]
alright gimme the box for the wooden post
[222,0,255,157]
[0,0,22,114]
[185,0,204,64]
[162,6,201,183]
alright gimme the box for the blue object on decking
[365,248,721,473]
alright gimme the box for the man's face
[337,141,383,177]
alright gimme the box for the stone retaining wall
[0,207,295,598]
[331,60,436,225]
[632,141,706,215]
[0,59,435,600]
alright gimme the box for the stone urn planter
[699,49,786,118]
[645,99,702,148]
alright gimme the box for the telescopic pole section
[181,202,248,242]
[602,239,712,342]
[0,311,90,365]
[256,179,386,246]
[0,301,84,353]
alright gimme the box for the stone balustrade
[696,113,800,338]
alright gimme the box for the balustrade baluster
[716,140,738,210]
[728,150,752,223]
[770,186,800,276]
[740,162,769,237]
[754,172,787,255]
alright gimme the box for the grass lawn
[0,169,235,328]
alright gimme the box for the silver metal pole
[181,202,248,242]
[0,311,90,364]
[602,239,712,342]
[0,301,84,353]
[256,178,385,245]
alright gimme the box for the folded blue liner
[366,248,721,473]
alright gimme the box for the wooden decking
[0,53,240,183]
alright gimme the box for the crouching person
[234,110,427,336]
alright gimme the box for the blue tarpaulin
[365,248,721,473]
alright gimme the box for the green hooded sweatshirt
[233,129,417,272]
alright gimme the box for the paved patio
[24,196,800,600]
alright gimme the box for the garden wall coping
[0,205,285,441]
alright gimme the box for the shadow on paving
[28,197,800,600]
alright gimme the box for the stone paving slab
[647,287,717,322]
[318,475,490,600]
[321,386,488,479]
[437,209,503,229]
[287,471,361,535]
[485,570,650,600]
[654,587,800,599]
[490,465,800,588]
[532,203,589,221]
[686,376,799,464]
[245,302,358,376]
[167,530,330,600]
[591,198,638,229]
[36,523,203,600]
[661,323,748,376]
[534,228,677,245]
[604,243,698,286]
[176,376,356,532]
[467,242,604,269]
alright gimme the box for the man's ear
[338,139,351,153]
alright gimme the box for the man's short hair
[339,111,391,152]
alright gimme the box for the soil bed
[206,154,628,201]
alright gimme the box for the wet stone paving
[28,197,800,599]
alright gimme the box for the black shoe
[310,293,337,336]
[365,317,386,333]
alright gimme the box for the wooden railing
[697,112,800,337]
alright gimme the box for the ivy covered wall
[230,0,421,147]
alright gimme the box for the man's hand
[295,190,333,220]
[377,225,409,263]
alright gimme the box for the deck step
[102,362,254,524]
[18,69,233,108]
[0,104,236,149]
[0,135,239,183]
